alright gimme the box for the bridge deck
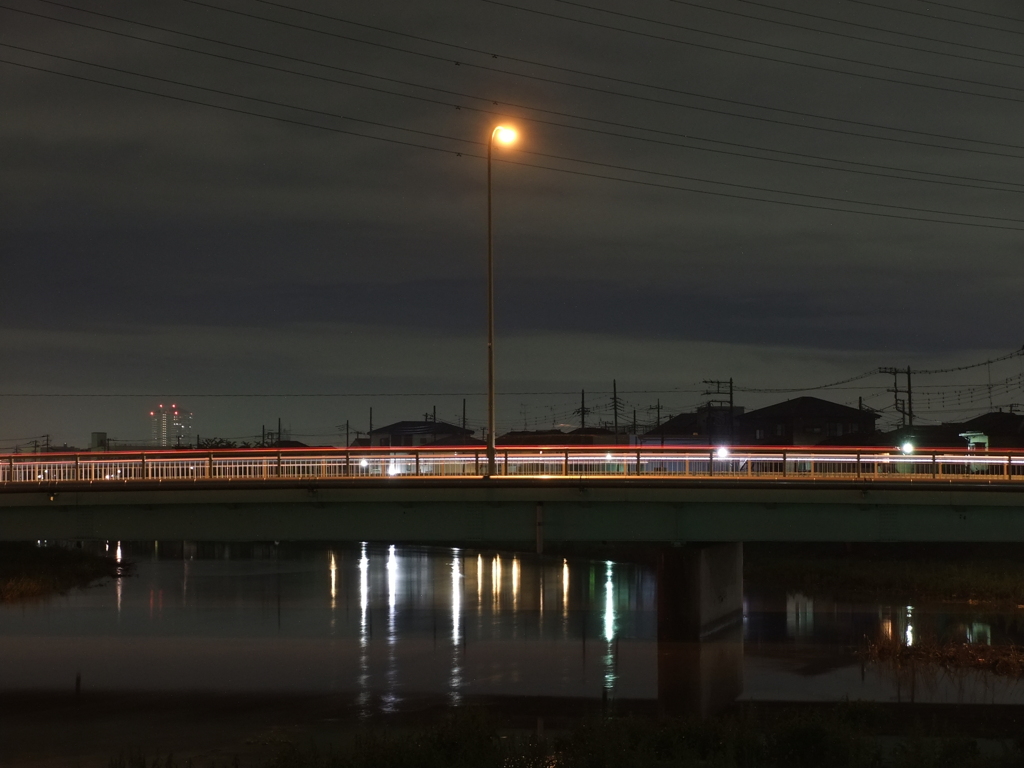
[2,446,1022,485]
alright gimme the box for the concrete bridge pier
[656,542,744,716]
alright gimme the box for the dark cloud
[1,0,1022,444]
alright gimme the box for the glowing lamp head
[901,442,914,455]
[716,446,730,459]
[493,125,518,146]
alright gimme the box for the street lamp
[486,124,518,477]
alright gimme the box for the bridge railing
[0,447,1022,485]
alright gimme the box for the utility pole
[646,399,663,447]
[611,379,621,438]
[702,379,735,443]
[277,417,282,448]
[369,407,373,443]
[462,399,466,430]
[906,366,913,427]
[574,389,592,430]
[880,367,912,428]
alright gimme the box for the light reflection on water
[4,543,1024,711]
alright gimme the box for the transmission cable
[487,0,1024,102]
[170,0,1024,157]
[847,0,1024,36]
[730,0,1023,61]
[9,4,1021,192]
[905,0,1024,25]
[4,53,1024,231]
[7,42,1024,224]
[670,0,1024,66]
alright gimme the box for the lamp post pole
[486,125,518,478]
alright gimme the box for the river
[3,541,1024,764]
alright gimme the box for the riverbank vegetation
[110,705,1024,768]
[267,705,1024,767]
[745,543,1024,604]
[0,542,124,602]
[861,637,1024,679]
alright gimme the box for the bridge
[1,445,1022,544]
[4,444,1022,642]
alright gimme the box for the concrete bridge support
[656,542,744,716]
[657,542,744,641]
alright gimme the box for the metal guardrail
[0,447,1022,484]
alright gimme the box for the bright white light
[359,459,369,468]
[387,544,398,609]
[329,551,337,602]
[359,543,369,639]
[605,453,613,461]
[901,442,914,455]
[716,446,730,459]
[604,561,614,642]
[452,550,461,644]
[387,463,399,476]
[493,125,518,145]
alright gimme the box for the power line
[6,52,1023,229]
[907,346,1024,374]
[672,0,1024,66]
[7,4,1020,194]
[849,0,1024,36]
[488,0,1024,103]
[904,0,1024,25]
[735,369,885,394]
[175,0,1024,158]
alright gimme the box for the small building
[497,427,622,446]
[739,397,877,446]
[369,420,474,447]
[640,406,743,446]
[884,410,1024,451]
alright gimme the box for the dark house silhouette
[885,410,1024,450]
[739,396,878,446]
[641,405,743,446]
[369,420,474,447]
[498,427,620,446]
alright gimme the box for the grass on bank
[111,706,1024,768]
[745,543,1024,605]
[0,542,124,602]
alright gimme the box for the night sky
[2,0,1022,447]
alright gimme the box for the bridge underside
[2,478,1024,542]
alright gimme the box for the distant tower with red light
[150,403,193,447]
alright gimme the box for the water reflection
[384,544,399,712]
[450,549,462,705]
[603,561,616,695]
[358,543,369,712]
[9,542,1024,714]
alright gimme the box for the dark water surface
[4,542,1024,763]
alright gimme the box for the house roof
[960,411,1024,435]
[369,420,473,436]
[645,412,704,436]
[742,396,877,422]
[425,434,486,447]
